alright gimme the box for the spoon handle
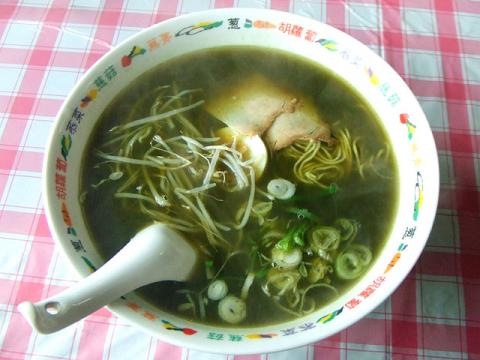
[18,224,196,334]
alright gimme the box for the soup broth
[81,47,398,327]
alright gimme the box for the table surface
[0,0,479,359]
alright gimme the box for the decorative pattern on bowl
[43,8,438,354]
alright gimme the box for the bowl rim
[42,7,440,354]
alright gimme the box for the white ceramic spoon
[18,223,198,334]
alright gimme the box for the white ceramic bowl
[43,8,439,354]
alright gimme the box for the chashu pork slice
[204,74,285,136]
[204,74,333,151]
[263,97,335,151]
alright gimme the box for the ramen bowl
[42,8,438,354]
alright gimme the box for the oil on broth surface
[81,47,398,327]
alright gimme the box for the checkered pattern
[0,0,479,359]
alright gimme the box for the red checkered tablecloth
[0,0,479,359]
